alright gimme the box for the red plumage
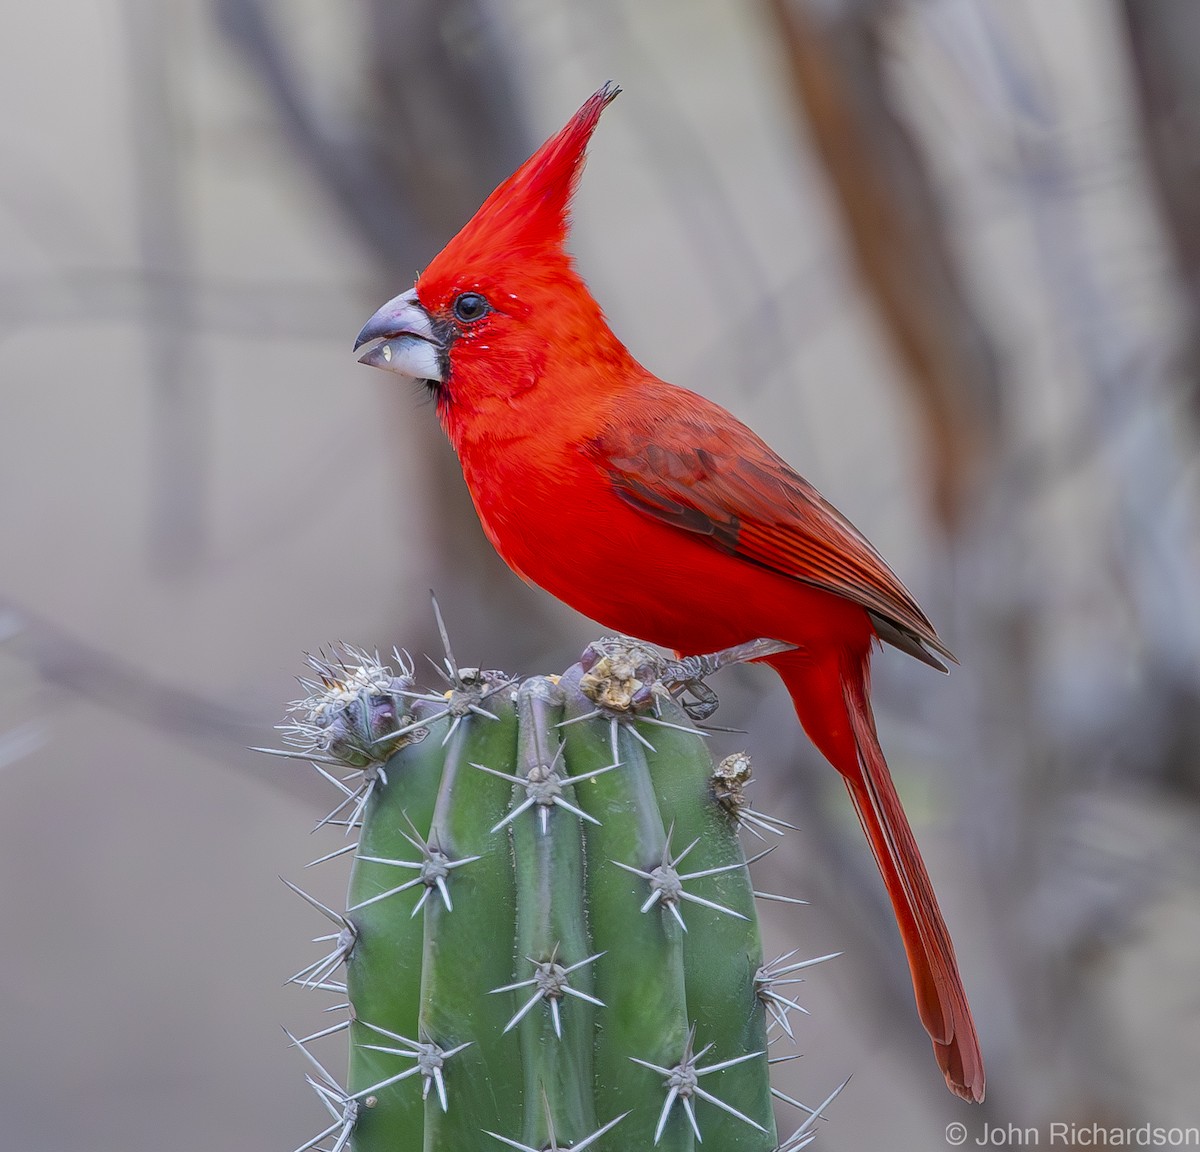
[356,84,985,1102]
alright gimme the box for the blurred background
[3,0,1199,1147]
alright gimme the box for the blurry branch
[911,0,1200,1120]
[564,0,801,405]
[973,2,1200,751]
[757,0,1006,1106]
[214,0,424,265]
[214,0,533,270]
[763,0,1200,1121]
[358,0,567,664]
[0,270,366,340]
[767,0,1002,529]
[1121,0,1200,416]
[363,0,534,255]
[215,0,562,664]
[122,0,207,573]
[0,597,328,806]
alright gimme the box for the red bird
[355,84,984,1102]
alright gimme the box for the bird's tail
[769,649,985,1102]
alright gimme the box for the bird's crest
[419,83,620,286]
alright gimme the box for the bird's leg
[660,638,796,720]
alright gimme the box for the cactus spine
[276,634,841,1151]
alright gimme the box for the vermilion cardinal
[354,84,984,1102]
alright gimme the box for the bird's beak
[353,288,444,383]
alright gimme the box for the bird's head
[354,83,623,440]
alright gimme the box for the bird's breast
[455,437,867,659]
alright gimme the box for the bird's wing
[586,403,954,669]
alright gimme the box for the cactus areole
[274,634,844,1152]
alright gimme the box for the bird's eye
[452,292,490,323]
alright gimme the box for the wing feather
[588,405,954,667]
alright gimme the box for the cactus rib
[274,635,843,1151]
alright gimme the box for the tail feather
[772,651,985,1103]
[842,680,984,1101]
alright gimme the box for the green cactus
[274,631,844,1151]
